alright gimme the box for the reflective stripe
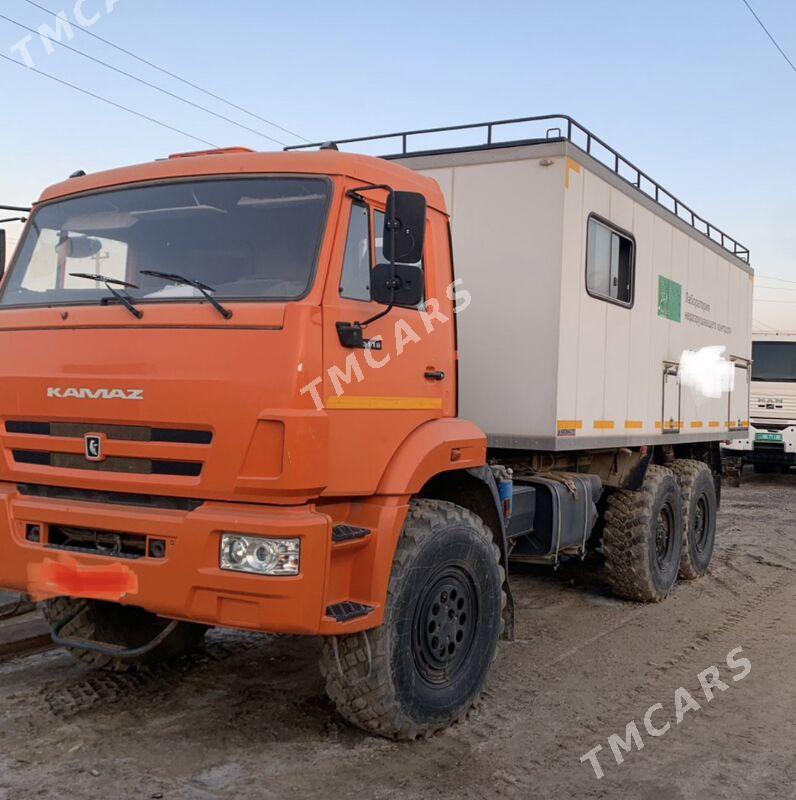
[326,396,443,410]
[557,420,583,430]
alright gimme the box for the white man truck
[724,307,796,473]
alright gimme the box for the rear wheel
[603,465,684,602]
[671,459,717,580]
[320,499,504,739]
[43,597,207,672]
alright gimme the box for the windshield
[0,176,331,308]
[752,341,796,383]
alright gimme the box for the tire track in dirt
[422,477,796,798]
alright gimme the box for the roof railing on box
[286,114,750,264]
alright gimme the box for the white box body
[396,140,753,451]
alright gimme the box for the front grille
[5,419,210,478]
[18,483,204,511]
[13,450,202,477]
[47,524,157,560]
[6,421,212,444]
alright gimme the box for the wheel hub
[413,569,477,685]
[693,495,709,553]
[655,503,674,569]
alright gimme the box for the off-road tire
[320,499,504,740]
[671,459,717,580]
[43,597,207,672]
[603,465,684,602]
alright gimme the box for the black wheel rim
[412,566,478,686]
[693,495,710,554]
[654,503,675,570]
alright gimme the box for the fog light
[220,534,300,576]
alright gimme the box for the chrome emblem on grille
[84,433,103,462]
[47,387,144,400]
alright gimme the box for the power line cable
[757,274,796,285]
[21,0,310,143]
[0,51,218,147]
[0,12,287,146]
[755,299,796,304]
[740,0,796,74]
[752,318,780,332]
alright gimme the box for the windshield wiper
[69,273,143,319]
[140,270,232,320]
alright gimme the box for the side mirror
[382,191,427,264]
[0,230,5,278]
[371,262,423,307]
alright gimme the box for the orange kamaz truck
[0,116,752,738]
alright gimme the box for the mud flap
[465,466,515,641]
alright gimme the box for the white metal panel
[416,156,566,443]
[626,205,655,432]
[556,160,586,430]
[572,168,609,433]
[601,187,634,433]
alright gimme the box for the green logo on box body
[658,276,682,322]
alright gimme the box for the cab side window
[340,202,372,302]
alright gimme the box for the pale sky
[2,0,794,305]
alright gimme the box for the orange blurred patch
[27,554,138,602]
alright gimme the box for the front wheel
[320,499,504,740]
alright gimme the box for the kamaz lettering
[47,387,144,400]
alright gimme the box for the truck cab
[0,148,482,628]
[725,334,796,472]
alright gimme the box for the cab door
[320,187,456,495]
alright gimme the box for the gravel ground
[1,470,795,800]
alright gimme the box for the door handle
[424,370,445,381]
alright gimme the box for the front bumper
[722,423,796,464]
[0,482,339,635]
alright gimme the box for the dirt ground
[1,470,795,800]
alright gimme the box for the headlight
[220,534,300,576]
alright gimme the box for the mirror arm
[360,301,394,329]
[346,184,393,202]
